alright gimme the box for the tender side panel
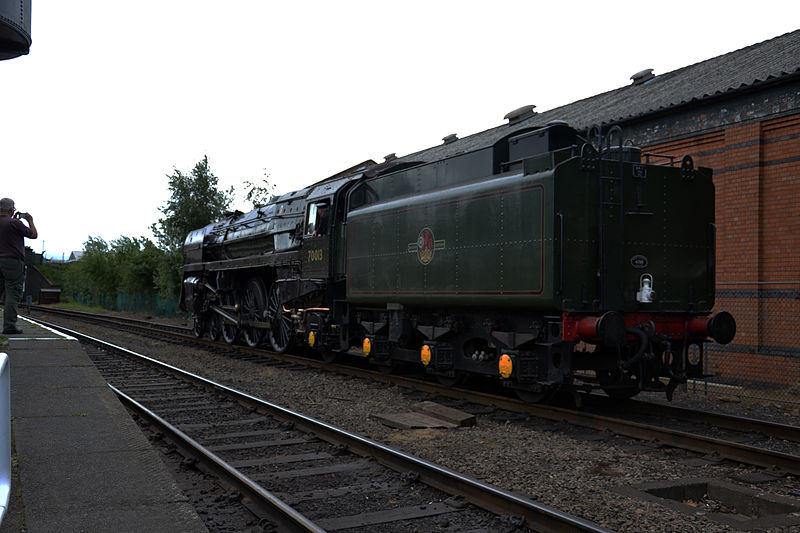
[346,172,556,308]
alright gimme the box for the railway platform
[0,313,208,532]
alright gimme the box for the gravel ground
[36,311,800,533]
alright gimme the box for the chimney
[630,69,655,86]
[504,105,537,125]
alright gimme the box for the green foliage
[61,235,181,310]
[62,237,117,301]
[38,260,67,287]
[151,155,233,251]
[58,155,265,316]
[154,247,183,298]
[241,169,277,209]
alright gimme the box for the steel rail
[608,398,800,443]
[35,318,610,533]
[29,309,800,474]
[28,305,189,335]
[110,384,325,533]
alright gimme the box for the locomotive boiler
[181,119,735,401]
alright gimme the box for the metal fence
[690,282,800,405]
[69,292,184,318]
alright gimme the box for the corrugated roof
[394,30,800,166]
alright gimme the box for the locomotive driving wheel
[209,312,222,341]
[241,278,267,348]
[192,316,205,338]
[221,292,239,345]
[267,282,295,353]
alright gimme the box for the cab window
[306,202,329,236]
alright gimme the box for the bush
[61,236,183,315]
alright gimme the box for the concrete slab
[372,401,477,429]
[18,448,188,507]
[371,411,457,429]
[615,478,800,530]
[6,337,83,356]
[9,364,106,390]
[25,502,206,533]
[13,412,148,455]
[413,401,477,427]
[5,315,74,340]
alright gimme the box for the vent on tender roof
[631,69,656,85]
[383,153,397,162]
[504,105,537,125]
[442,133,458,144]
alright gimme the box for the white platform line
[11,316,78,341]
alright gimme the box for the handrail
[0,353,10,525]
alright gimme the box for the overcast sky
[1,1,797,259]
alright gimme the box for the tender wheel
[320,350,338,363]
[241,278,267,348]
[514,386,553,403]
[209,313,222,341]
[435,372,466,387]
[597,369,640,400]
[193,316,205,338]
[267,282,295,353]
[375,360,400,374]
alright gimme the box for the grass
[47,301,109,313]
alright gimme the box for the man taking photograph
[0,197,38,334]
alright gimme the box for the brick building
[547,30,800,391]
[394,30,800,393]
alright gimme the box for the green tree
[62,236,117,306]
[151,155,233,250]
[154,248,183,299]
[241,169,277,209]
[110,236,161,294]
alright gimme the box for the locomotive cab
[301,200,331,278]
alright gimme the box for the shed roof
[394,30,800,166]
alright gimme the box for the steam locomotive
[180,117,735,401]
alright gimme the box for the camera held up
[14,211,27,219]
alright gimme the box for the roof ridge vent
[504,105,537,125]
[383,153,397,162]
[631,68,655,85]
[442,133,458,144]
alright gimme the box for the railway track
[36,317,608,533]
[27,306,800,477]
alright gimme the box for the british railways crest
[407,227,446,265]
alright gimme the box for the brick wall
[629,104,800,388]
